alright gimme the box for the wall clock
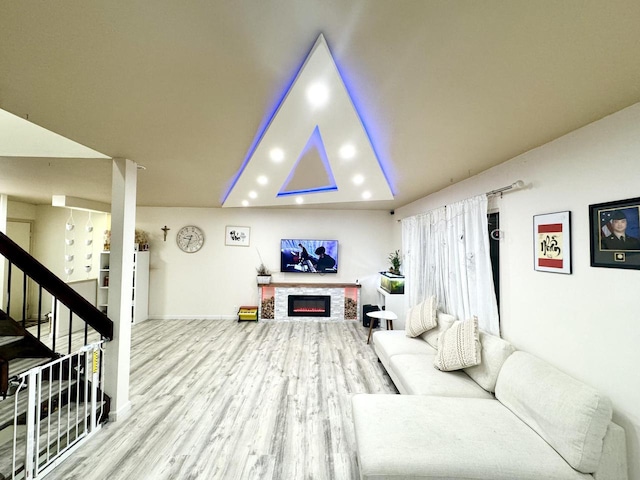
[176,225,204,253]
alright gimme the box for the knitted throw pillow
[434,316,481,371]
[405,296,437,337]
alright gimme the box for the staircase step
[0,399,105,480]
[0,379,79,431]
[0,337,23,348]
[0,338,53,362]
[8,357,52,379]
[0,317,25,336]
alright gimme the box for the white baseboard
[108,400,132,422]
[146,315,238,321]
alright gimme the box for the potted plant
[388,250,402,275]
[135,229,150,251]
[256,263,272,284]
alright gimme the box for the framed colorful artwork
[589,197,640,270]
[533,211,571,274]
[225,226,250,247]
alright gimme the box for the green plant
[388,250,401,274]
[256,263,270,276]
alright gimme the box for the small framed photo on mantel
[589,197,640,270]
[533,211,571,274]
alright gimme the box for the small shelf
[97,250,149,323]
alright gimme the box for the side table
[366,310,397,344]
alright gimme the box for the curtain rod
[486,180,524,196]
[397,181,525,222]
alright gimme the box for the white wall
[396,102,640,479]
[8,201,36,221]
[135,207,396,318]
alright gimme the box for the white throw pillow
[421,311,455,347]
[434,316,481,371]
[464,331,516,392]
[405,296,437,338]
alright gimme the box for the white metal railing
[11,342,106,480]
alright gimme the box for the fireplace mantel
[258,282,361,288]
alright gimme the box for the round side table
[366,310,397,344]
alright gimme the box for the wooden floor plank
[41,319,396,480]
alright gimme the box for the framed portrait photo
[225,226,250,247]
[533,211,571,274]
[589,197,640,270]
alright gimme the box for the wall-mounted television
[281,239,338,273]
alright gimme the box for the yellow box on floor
[238,306,258,321]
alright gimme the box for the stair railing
[12,341,106,480]
[0,231,113,347]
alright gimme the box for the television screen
[281,239,338,273]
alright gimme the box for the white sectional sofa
[352,313,628,480]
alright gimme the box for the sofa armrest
[593,422,628,480]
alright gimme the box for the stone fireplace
[258,283,361,321]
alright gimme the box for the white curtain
[401,195,499,336]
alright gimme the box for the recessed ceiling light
[339,144,356,159]
[306,82,329,107]
[257,175,268,185]
[353,174,364,185]
[242,200,249,207]
[362,190,372,200]
[295,196,304,204]
[249,191,257,199]
[269,148,284,162]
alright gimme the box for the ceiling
[1,1,639,211]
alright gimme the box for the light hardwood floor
[44,319,397,480]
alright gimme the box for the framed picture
[225,226,250,247]
[589,197,640,270]
[533,211,571,274]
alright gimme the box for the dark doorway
[488,212,500,313]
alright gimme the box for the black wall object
[362,304,381,328]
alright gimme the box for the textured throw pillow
[405,296,437,338]
[434,316,481,371]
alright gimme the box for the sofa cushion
[495,351,613,474]
[463,331,516,392]
[405,296,437,337]
[389,354,493,398]
[372,330,436,367]
[434,316,481,371]
[421,311,455,348]
[352,394,589,480]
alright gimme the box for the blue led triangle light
[278,126,337,196]
[222,34,394,207]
